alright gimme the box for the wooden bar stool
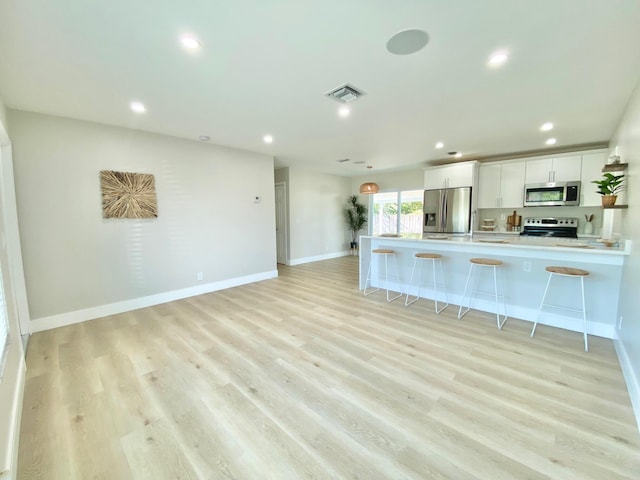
[458,258,507,329]
[364,249,402,302]
[531,266,590,352]
[405,253,449,313]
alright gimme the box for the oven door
[520,228,577,238]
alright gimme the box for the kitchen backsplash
[478,206,610,235]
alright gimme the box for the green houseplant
[345,195,368,253]
[591,172,624,206]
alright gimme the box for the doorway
[274,182,288,265]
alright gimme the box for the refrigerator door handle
[440,190,448,231]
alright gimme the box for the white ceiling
[1,0,640,176]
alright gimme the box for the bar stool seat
[405,252,448,313]
[531,265,590,351]
[364,249,402,302]
[458,258,507,329]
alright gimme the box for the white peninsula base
[359,235,629,339]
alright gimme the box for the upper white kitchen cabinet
[524,155,582,184]
[424,161,477,190]
[478,161,526,208]
[580,151,608,207]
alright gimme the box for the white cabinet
[580,151,607,207]
[478,161,526,208]
[424,162,476,189]
[524,155,582,183]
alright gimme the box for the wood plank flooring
[18,256,640,479]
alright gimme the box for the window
[371,189,423,235]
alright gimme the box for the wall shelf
[602,163,628,172]
[602,204,628,209]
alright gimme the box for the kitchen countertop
[365,233,629,255]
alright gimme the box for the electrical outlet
[197,272,204,281]
[523,261,532,272]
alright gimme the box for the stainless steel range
[520,217,578,238]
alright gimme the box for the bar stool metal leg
[458,258,507,329]
[404,256,421,306]
[385,254,402,302]
[405,254,448,313]
[364,250,401,302]
[457,263,474,320]
[363,255,379,296]
[531,266,589,352]
[493,265,507,330]
[433,258,449,314]
[581,276,588,352]
[531,272,553,338]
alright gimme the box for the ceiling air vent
[325,83,366,103]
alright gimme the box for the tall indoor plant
[592,172,624,206]
[345,194,368,254]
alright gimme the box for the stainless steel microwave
[524,181,581,207]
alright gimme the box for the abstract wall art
[100,170,158,219]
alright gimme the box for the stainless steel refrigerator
[423,187,472,233]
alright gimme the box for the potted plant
[344,194,368,254]
[592,172,624,207]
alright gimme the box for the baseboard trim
[288,251,350,266]
[614,335,640,432]
[31,269,279,332]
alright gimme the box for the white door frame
[0,125,31,336]
[274,182,288,265]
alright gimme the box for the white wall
[9,110,277,325]
[285,168,352,264]
[350,168,423,193]
[609,78,640,429]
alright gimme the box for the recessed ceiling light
[181,36,200,49]
[540,122,554,131]
[488,51,508,67]
[263,135,273,144]
[198,135,210,142]
[338,106,350,118]
[130,101,146,113]
[386,29,430,55]
[455,152,463,158]
[435,142,444,149]
[545,138,557,145]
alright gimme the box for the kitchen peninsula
[359,235,629,339]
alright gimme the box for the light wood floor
[18,256,640,479]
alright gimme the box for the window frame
[369,189,424,235]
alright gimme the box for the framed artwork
[100,170,158,219]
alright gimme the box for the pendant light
[359,166,379,194]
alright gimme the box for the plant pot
[350,241,358,256]
[602,195,617,207]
